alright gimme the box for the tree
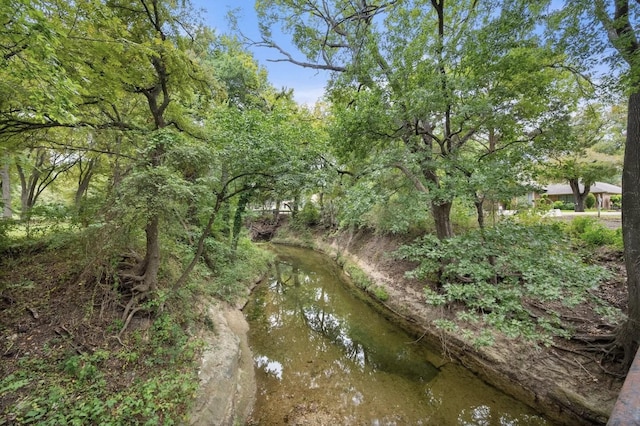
[1,153,10,219]
[544,155,619,211]
[15,145,77,218]
[257,0,580,239]
[552,0,640,366]
[596,0,640,367]
[537,106,621,211]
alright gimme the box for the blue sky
[190,0,329,105]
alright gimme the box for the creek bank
[274,228,622,426]
[187,300,255,426]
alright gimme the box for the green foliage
[344,262,372,290]
[297,202,321,227]
[586,192,596,209]
[372,285,389,301]
[1,335,199,425]
[396,222,610,343]
[0,219,14,250]
[552,200,575,210]
[365,190,432,235]
[203,236,274,302]
[568,216,622,248]
[450,200,477,233]
[342,260,388,300]
[610,194,622,209]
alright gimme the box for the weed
[372,285,389,301]
[344,262,372,290]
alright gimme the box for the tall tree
[257,0,578,239]
[553,0,640,366]
[0,153,10,219]
[594,0,640,367]
[539,107,621,211]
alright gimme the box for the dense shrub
[395,221,610,345]
[586,193,596,209]
[552,201,575,210]
[569,216,622,249]
[298,202,321,226]
[610,194,622,209]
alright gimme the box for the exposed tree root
[114,251,156,336]
[552,340,626,379]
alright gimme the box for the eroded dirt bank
[306,229,624,426]
[188,301,256,426]
[188,226,624,425]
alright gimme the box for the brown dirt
[309,228,626,426]
[0,243,191,423]
[1,222,627,425]
[0,245,120,365]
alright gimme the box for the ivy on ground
[395,221,613,346]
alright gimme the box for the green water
[245,246,550,425]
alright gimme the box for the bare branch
[258,37,346,72]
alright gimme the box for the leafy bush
[552,201,574,210]
[568,216,622,248]
[297,201,321,227]
[586,193,596,209]
[205,237,273,302]
[372,285,389,301]
[395,221,609,345]
[569,216,596,235]
[344,262,372,290]
[0,218,15,251]
[610,194,622,209]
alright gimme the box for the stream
[245,245,551,425]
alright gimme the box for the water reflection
[255,355,283,380]
[246,246,551,425]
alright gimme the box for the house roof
[544,182,622,196]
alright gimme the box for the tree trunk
[75,158,95,207]
[291,193,299,218]
[474,198,485,229]
[231,191,251,254]
[432,201,453,240]
[16,164,32,219]
[273,199,281,224]
[142,215,160,294]
[174,196,223,289]
[618,90,640,368]
[1,158,11,219]
[569,178,588,212]
[569,179,587,212]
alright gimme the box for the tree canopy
[0,0,634,379]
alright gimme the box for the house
[543,182,621,209]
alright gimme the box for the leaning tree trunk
[618,90,640,368]
[231,191,251,254]
[16,164,37,220]
[74,158,95,207]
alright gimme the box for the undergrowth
[395,220,615,347]
[0,224,271,425]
